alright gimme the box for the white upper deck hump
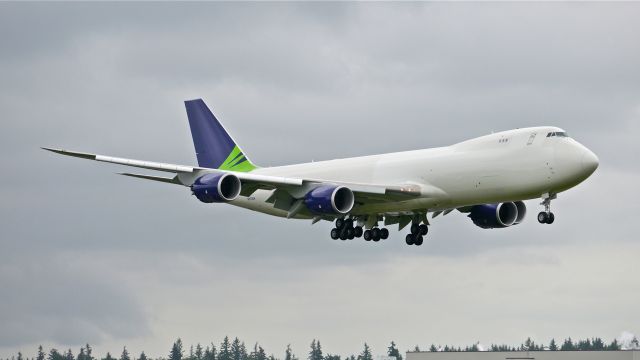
[452,126,565,151]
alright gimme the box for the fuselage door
[527,132,537,145]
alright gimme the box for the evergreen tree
[48,350,64,360]
[560,338,574,351]
[428,345,437,352]
[219,337,232,360]
[120,347,130,360]
[65,350,74,360]
[85,345,94,360]
[608,339,620,351]
[240,343,248,360]
[308,340,322,360]
[231,338,243,360]
[17,353,23,360]
[358,344,372,360]
[204,344,216,360]
[195,344,204,360]
[37,346,46,360]
[102,353,115,360]
[284,345,296,360]
[77,347,86,360]
[387,342,401,360]
[549,339,558,351]
[592,338,604,350]
[170,339,184,360]
[412,346,420,353]
[137,352,148,360]
[257,347,267,360]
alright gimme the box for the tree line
[3,335,639,360]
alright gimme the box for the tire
[410,223,420,235]
[371,228,380,240]
[414,235,424,246]
[405,234,414,245]
[346,228,354,238]
[339,234,347,240]
[336,218,345,229]
[330,228,339,240]
[354,226,363,238]
[363,230,372,241]
[546,212,555,224]
[419,224,428,236]
[380,228,389,240]
[346,219,354,228]
[537,212,548,224]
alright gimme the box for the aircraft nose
[581,147,599,175]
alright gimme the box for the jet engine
[191,173,241,203]
[469,201,526,229]
[304,185,354,215]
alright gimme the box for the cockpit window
[546,131,569,138]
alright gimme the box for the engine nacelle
[469,201,524,229]
[304,185,354,215]
[191,173,241,203]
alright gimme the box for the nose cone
[581,147,599,175]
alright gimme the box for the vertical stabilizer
[184,99,257,172]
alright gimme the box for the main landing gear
[538,193,556,224]
[330,218,388,242]
[405,222,428,246]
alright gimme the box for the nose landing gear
[538,193,556,224]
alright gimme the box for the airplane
[43,99,599,246]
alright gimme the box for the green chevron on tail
[218,145,258,172]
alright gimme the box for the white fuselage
[232,126,599,219]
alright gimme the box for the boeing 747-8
[44,99,599,246]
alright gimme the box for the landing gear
[405,221,428,246]
[332,218,360,240]
[357,226,388,242]
[371,228,381,242]
[537,211,555,224]
[354,226,363,238]
[538,193,556,225]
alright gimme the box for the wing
[43,147,435,218]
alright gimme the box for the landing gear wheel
[410,223,420,235]
[363,230,372,241]
[346,228,355,239]
[354,226,363,238]
[414,235,424,246]
[405,234,415,245]
[330,228,339,240]
[546,212,555,224]
[336,218,345,229]
[380,228,389,240]
[371,228,381,242]
[537,211,548,224]
[339,234,347,241]
[419,224,428,236]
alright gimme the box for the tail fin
[184,99,258,172]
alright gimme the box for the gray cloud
[1,1,639,358]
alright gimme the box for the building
[407,350,640,360]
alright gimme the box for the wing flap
[118,172,184,185]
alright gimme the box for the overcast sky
[1,2,640,359]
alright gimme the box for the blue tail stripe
[184,99,236,169]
